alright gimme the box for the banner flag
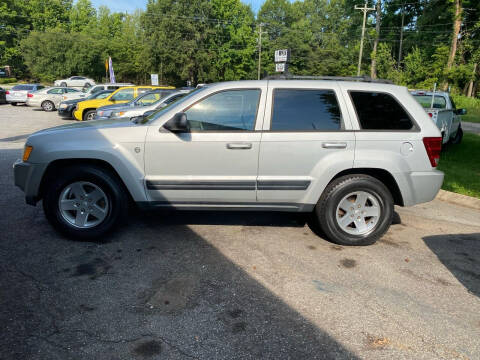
[108,57,116,84]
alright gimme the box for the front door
[144,86,266,206]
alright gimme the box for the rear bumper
[26,99,42,107]
[399,170,444,206]
[6,95,27,103]
[13,159,48,205]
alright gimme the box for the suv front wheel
[43,165,128,240]
[313,175,394,246]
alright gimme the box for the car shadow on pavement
[423,233,480,298]
[0,161,359,359]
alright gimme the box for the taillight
[427,112,433,118]
[423,137,442,167]
[5,91,9,95]
[27,93,33,98]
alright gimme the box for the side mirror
[456,108,467,115]
[130,115,147,124]
[163,112,190,133]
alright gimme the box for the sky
[90,0,265,14]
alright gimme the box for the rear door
[257,81,355,207]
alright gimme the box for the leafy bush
[0,78,17,84]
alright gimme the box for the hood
[30,118,134,137]
[62,98,84,105]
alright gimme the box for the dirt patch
[307,245,316,250]
[133,340,162,357]
[365,335,391,349]
[145,275,198,314]
[340,258,356,268]
[73,258,111,279]
[330,245,343,251]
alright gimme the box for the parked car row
[3,81,193,122]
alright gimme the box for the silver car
[26,87,81,111]
[95,91,186,120]
[6,84,45,105]
[13,78,444,246]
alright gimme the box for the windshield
[87,91,112,100]
[12,85,35,91]
[413,95,447,109]
[144,87,207,123]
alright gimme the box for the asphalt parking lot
[1,104,480,360]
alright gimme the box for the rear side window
[271,89,342,131]
[110,88,134,101]
[350,91,414,130]
[47,88,63,94]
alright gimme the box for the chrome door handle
[226,143,252,150]
[322,142,347,149]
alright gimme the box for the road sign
[275,63,287,73]
[274,49,290,63]
[151,74,159,86]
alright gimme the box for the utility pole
[398,2,405,64]
[355,1,375,76]
[257,23,264,80]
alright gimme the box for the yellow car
[73,85,174,121]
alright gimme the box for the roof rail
[263,74,394,84]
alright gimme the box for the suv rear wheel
[43,165,128,240]
[313,175,393,246]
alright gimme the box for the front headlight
[23,146,33,162]
[59,103,67,109]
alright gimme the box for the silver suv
[13,78,444,245]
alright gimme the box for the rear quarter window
[350,91,414,130]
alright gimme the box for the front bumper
[73,108,83,121]
[58,104,75,117]
[13,159,48,205]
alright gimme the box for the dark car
[0,87,6,104]
[57,89,114,118]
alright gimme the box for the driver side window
[185,89,260,131]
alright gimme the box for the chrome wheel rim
[335,191,381,235]
[43,102,52,111]
[86,112,95,120]
[58,181,109,228]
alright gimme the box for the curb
[436,189,480,211]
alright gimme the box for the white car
[26,87,81,111]
[54,76,95,88]
[61,83,134,102]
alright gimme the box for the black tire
[42,165,128,240]
[312,175,394,246]
[61,82,67,87]
[42,100,55,111]
[83,110,96,121]
[11,102,17,106]
[450,126,463,145]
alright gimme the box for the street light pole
[355,2,375,76]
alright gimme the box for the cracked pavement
[1,105,480,359]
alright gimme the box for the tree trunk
[370,0,381,79]
[444,0,462,90]
[467,63,477,97]
[447,0,462,69]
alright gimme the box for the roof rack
[263,74,394,84]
